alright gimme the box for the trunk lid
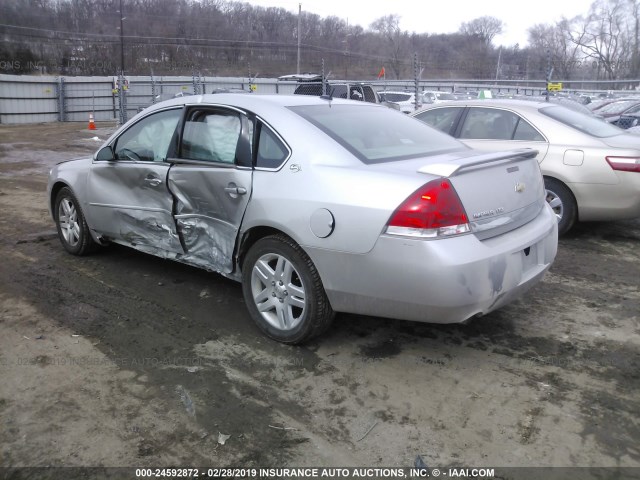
[418,148,546,239]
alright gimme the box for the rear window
[436,92,456,101]
[383,93,412,102]
[540,105,623,138]
[289,104,465,164]
[597,100,639,115]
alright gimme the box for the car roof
[145,93,368,112]
[278,73,322,81]
[413,98,555,114]
[130,93,384,130]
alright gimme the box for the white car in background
[377,91,420,113]
[422,90,457,104]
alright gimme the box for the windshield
[540,105,623,138]
[289,104,465,164]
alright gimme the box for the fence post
[56,77,66,122]
[322,58,326,96]
[118,72,128,125]
[192,70,201,95]
[151,73,157,104]
[413,53,420,112]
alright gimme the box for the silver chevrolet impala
[47,94,558,344]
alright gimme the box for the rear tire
[54,187,96,255]
[544,177,577,236]
[241,234,334,344]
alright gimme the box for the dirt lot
[0,123,639,470]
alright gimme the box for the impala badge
[515,182,526,193]
[473,207,505,219]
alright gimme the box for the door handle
[224,184,247,195]
[144,176,162,187]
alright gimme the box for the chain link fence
[3,59,640,124]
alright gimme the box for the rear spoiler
[418,148,538,177]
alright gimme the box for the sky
[245,0,595,47]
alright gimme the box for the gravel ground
[0,122,638,470]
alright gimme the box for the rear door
[167,106,254,274]
[456,107,549,163]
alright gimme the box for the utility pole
[296,3,301,74]
[119,0,125,74]
[545,49,553,102]
[413,53,419,112]
[344,20,350,79]
[494,46,502,85]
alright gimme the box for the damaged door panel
[168,107,253,274]
[85,108,183,253]
[86,162,183,253]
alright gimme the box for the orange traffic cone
[88,113,96,130]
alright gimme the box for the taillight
[606,156,640,172]
[386,178,470,239]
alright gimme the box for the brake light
[606,156,640,172]
[386,178,470,239]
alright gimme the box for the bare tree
[569,0,634,80]
[369,14,408,78]
[459,16,504,45]
[528,18,582,80]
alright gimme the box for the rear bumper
[572,172,640,221]
[308,204,558,323]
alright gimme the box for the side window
[414,108,461,135]
[114,109,180,162]
[460,108,518,140]
[350,86,364,101]
[256,123,289,169]
[513,118,545,141]
[363,86,377,103]
[332,85,348,99]
[181,110,242,164]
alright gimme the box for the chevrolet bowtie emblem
[515,182,526,193]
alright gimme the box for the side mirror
[96,146,115,161]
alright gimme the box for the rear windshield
[289,104,465,164]
[436,92,456,100]
[540,105,623,138]
[596,99,639,115]
[383,93,412,102]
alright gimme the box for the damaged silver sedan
[48,94,558,344]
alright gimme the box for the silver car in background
[48,94,557,344]
[412,100,640,234]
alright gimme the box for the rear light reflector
[606,156,640,172]
[386,178,470,239]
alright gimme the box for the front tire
[54,187,96,255]
[544,177,577,236]
[242,234,334,344]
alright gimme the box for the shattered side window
[181,111,242,164]
[114,109,181,162]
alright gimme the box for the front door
[85,108,184,253]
